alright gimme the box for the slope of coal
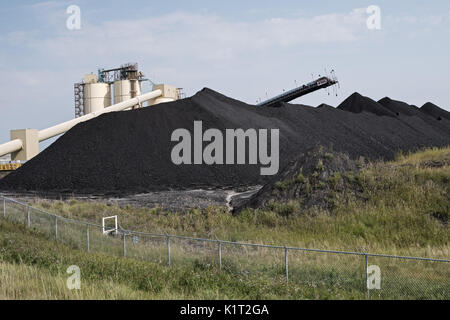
[1,88,449,195]
[421,102,450,121]
[378,97,418,116]
[379,97,450,136]
[337,92,397,117]
[317,103,334,109]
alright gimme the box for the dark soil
[0,187,260,212]
[0,88,449,195]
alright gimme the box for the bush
[296,172,305,183]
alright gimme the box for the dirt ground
[0,186,261,212]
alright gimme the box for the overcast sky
[0,0,449,149]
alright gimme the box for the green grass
[0,218,365,300]
[1,217,448,300]
[0,260,155,300]
[1,147,449,299]
[31,147,450,257]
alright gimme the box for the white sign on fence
[102,215,118,235]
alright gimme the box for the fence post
[166,234,171,266]
[365,253,370,299]
[86,224,90,252]
[55,216,58,240]
[27,206,31,228]
[218,240,222,270]
[214,235,222,270]
[284,245,289,284]
[123,233,127,257]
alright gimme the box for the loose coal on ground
[0,187,261,212]
[0,88,449,195]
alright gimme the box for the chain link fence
[1,195,449,299]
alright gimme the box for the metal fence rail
[1,195,449,299]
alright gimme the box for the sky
[0,0,449,150]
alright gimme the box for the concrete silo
[83,76,112,114]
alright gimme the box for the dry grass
[0,147,449,299]
[29,147,450,258]
[0,261,156,300]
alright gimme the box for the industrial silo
[83,82,112,114]
[113,79,142,104]
[75,64,147,116]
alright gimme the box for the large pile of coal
[337,92,397,117]
[420,102,450,121]
[0,88,449,194]
[377,97,450,135]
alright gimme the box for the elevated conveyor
[258,76,338,107]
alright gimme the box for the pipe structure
[38,89,162,142]
[0,89,163,158]
[0,139,23,158]
[152,97,176,105]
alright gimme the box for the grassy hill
[31,147,449,256]
[0,147,449,299]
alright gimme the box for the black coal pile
[0,88,449,195]
[337,92,397,117]
[378,97,450,137]
[420,102,450,121]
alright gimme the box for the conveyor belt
[258,76,338,107]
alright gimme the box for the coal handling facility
[0,63,449,206]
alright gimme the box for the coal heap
[421,102,450,121]
[378,97,418,116]
[316,103,334,110]
[337,92,397,117]
[378,97,450,136]
[0,88,449,195]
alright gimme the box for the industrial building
[0,63,181,164]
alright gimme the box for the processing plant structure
[0,63,180,165]
[74,63,180,117]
